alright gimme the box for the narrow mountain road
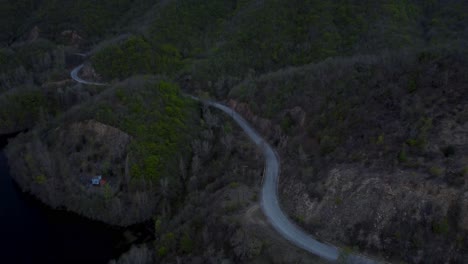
[71,64,380,264]
[70,64,106,86]
[199,101,377,264]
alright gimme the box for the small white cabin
[91,175,102,185]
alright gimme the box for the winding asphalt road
[71,64,379,263]
[70,64,106,86]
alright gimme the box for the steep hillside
[227,47,468,263]
[5,77,326,263]
[2,0,466,135]
[1,0,468,263]
[89,0,468,86]
[0,0,156,46]
[6,79,199,225]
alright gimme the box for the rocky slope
[227,47,468,263]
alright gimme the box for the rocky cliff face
[82,63,102,82]
[60,30,83,47]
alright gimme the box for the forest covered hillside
[1,0,467,263]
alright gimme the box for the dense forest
[1,0,467,263]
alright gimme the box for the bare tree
[191,154,201,177]
[221,134,233,155]
[159,177,170,217]
[179,156,188,183]
[123,153,131,189]
[298,145,309,165]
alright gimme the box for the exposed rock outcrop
[82,63,102,81]
[27,26,40,43]
[60,29,83,46]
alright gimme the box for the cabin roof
[91,175,103,185]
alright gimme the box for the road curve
[70,64,107,86]
[200,101,377,264]
[71,65,379,264]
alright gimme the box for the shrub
[319,135,338,156]
[280,114,294,134]
[157,246,168,258]
[103,183,113,201]
[224,202,242,213]
[429,166,443,177]
[407,76,417,93]
[461,167,468,176]
[335,197,343,205]
[295,215,305,224]
[92,36,154,79]
[398,148,408,163]
[376,134,384,145]
[432,218,449,235]
[406,138,423,148]
[337,246,353,264]
[34,175,47,185]
[180,233,194,254]
[154,217,163,235]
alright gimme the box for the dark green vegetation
[88,0,468,89]
[6,79,198,225]
[0,39,66,89]
[1,0,468,263]
[93,80,194,183]
[91,36,183,79]
[6,78,308,263]
[0,32,90,134]
[0,0,155,45]
[0,88,48,133]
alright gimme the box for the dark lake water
[0,136,128,264]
